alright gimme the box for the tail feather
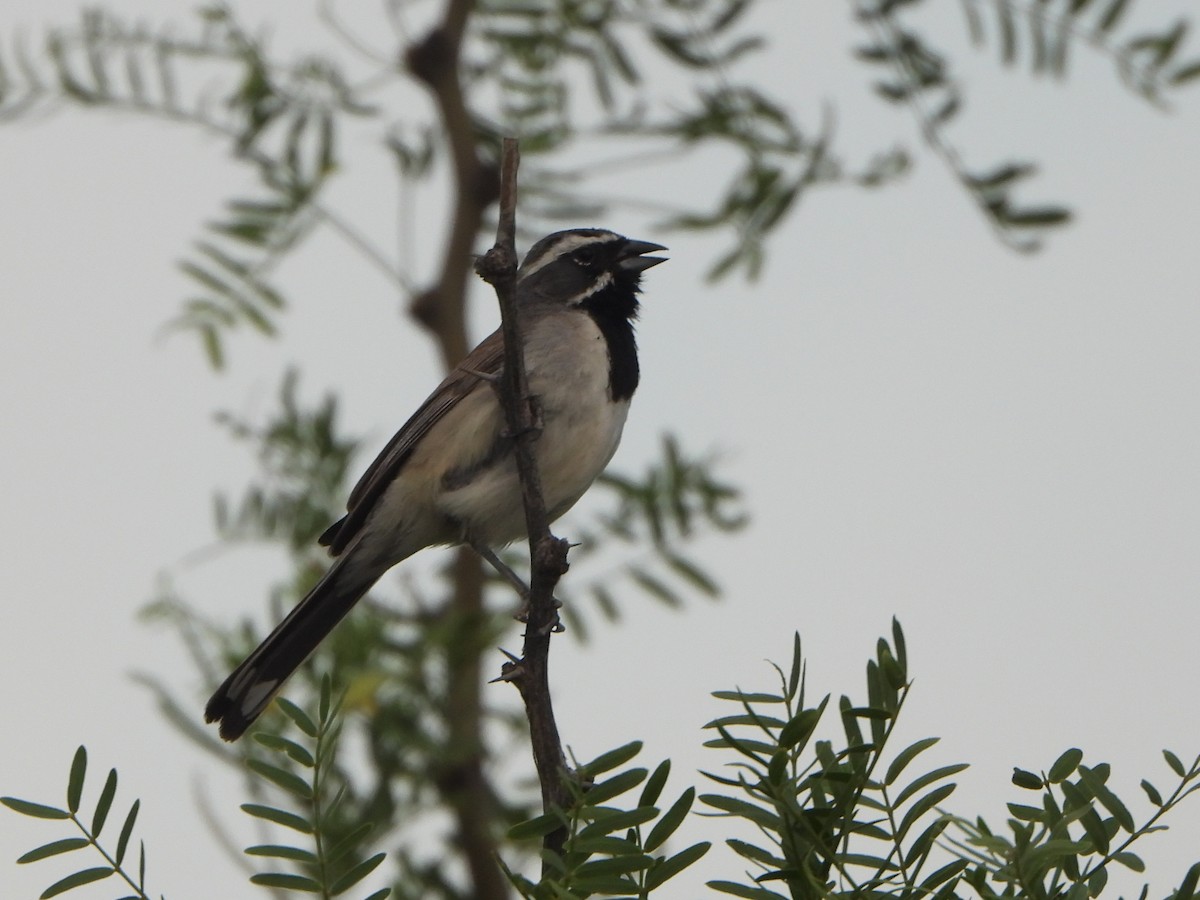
[205,553,385,741]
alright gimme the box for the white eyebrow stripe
[518,231,621,279]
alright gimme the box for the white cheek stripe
[564,270,613,305]
[519,231,621,279]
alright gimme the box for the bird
[205,228,667,741]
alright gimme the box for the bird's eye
[572,247,599,268]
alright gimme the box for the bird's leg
[467,538,563,633]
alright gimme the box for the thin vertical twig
[475,137,573,866]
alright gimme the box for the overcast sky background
[2,1,1200,897]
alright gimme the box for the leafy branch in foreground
[240,675,389,900]
[2,746,158,900]
[502,741,710,897]
[698,622,1200,900]
[950,746,1200,900]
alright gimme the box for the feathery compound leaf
[41,866,113,898]
[17,838,89,864]
[1,797,70,820]
[91,769,117,836]
[67,747,87,814]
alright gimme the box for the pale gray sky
[2,1,1199,897]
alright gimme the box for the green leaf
[361,890,392,900]
[250,872,323,892]
[707,880,789,898]
[115,800,139,866]
[845,706,892,720]
[1177,861,1200,900]
[1012,768,1044,790]
[1113,851,1145,872]
[646,841,710,890]
[91,769,117,836]
[1169,60,1200,84]
[276,698,318,736]
[639,759,671,808]
[245,844,318,864]
[509,812,567,840]
[41,866,113,899]
[253,733,316,768]
[248,759,314,799]
[577,806,659,837]
[1140,779,1163,806]
[711,691,784,703]
[662,551,720,596]
[67,747,87,814]
[1099,0,1132,32]
[895,764,969,807]
[0,797,70,820]
[17,839,89,864]
[1048,748,1083,783]
[580,742,642,777]
[629,566,682,607]
[645,788,695,851]
[897,783,957,840]
[1078,765,1135,832]
[1164,749,1186,776]
[700,794,782,830]
[331,851,386,895]
[326,821,374,865]
[240,803,312,833]
[885,737,941,785]
[583,769,647,806]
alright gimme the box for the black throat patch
[581,281,640,403]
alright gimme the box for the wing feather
[320,330,505,555]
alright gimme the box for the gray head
[516,229,667,309]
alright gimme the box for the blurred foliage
[3,1,1198,363]
[696,622,1200,900]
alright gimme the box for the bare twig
[476,137,573,867]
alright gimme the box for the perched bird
[205,228,667,740]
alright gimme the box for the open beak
[618,239,668,273]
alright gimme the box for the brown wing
[319,330,505,555]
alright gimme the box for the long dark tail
[205,551,386,741]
